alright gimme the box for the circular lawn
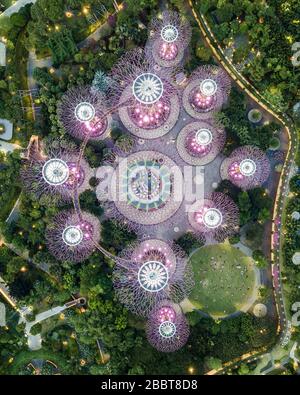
[189,243,257,318]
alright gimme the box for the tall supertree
[220,145,271,190]
[21,141,92,201]
[98,150,183,230]
[108,48,180,139]
[113,239,194,317]
[182,65,231,119]
[46,210,101,263]
[146,10,191,68]
[146,301,190,352]
[188,192,239,242]
[176,120,226,165]
[57,85,112,141]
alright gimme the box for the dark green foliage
[30,322,42,336]
[175,232,204,255]
[252,250,269,268]
[101,220,136,253]
[48,28,77,66]
[289,174,300,194]
[217,88,279,150]
[79,190,104,218]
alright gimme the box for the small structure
[253,303,267,318]
[292,252,300,266]
[248,108,262,124]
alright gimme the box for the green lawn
[189,242,257,317]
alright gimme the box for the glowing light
[200,79,218,96]
[138,261,169,292]
[161,24,179,42]
[42,159,70,186]
[132,73,164,104]
[74,102,95,122]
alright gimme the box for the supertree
[45,210,101,263]
[176,120,226,165]
[182,65,231,119]
[188,192,239,242]
[146,300,190,352]
[220,145,271,190]
[21,141,92,201]
[146,10,191,68]
[112,239,194,317]
[108,48,180,139]
[98,150,183,229]
[57,85,112,141]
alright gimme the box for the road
[188,0,299,374]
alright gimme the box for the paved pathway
[24,304,68,351]
[0,140,22,153]
[0,0,36,17]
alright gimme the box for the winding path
[188,0,299,374]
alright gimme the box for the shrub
[30,322,42,335]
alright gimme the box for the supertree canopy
[146,300,190,352]
[109,48,180,139]
[182,65,231,119]
[188,192,239,242]
[21,142,92,201]
[46,210,101,263]
[176,120,226,165]
[57,86,112,141]
[220,145,271,190]
[99,150,183,228]
[146,10,191,68]
[113,239,194,316]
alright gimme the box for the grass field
[189,242,256,317]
